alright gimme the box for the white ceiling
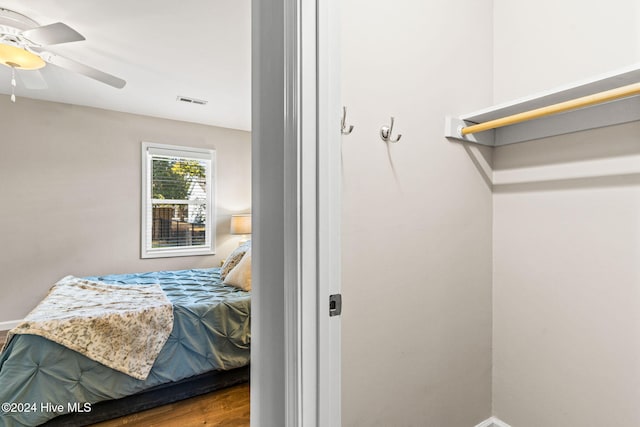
[0,0,251,130]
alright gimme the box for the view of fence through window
[151,157,207,248]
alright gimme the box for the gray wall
[0,96,251,323]
[340,1,494,425]
[492,1,640,425]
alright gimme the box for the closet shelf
[445,63,640,146]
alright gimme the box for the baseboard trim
[0,320,22,331]
[474,417,512,427]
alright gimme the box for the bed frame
[41,365,250,426]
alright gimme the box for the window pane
[152,157,207,201]
[151,155,207,248]
[151,203,207,248]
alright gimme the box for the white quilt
[2,276,174,380]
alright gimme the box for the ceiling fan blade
[21,22,85,46]
[18,69,48,90]
[36,49,126,89]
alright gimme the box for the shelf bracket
[444,116,494,146]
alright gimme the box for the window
[141,142,216,258]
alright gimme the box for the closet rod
[461,81,640,135]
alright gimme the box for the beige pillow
[223,248,252,291]
[220,241,251,280]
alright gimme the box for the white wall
[340,1,494,425]
[493,0,640,103]
[0,96,251,323]
[492,1,640,426]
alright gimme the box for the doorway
[251,0,342,425]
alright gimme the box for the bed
[0,267,251,427]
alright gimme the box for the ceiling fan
[0,7,126,101]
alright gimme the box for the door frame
[251,0,341,425]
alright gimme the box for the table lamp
[230,214,251,245]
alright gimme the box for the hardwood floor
[90,383,250,427]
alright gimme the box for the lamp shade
[230,214,252,235]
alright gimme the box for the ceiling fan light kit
[0,6,126,103]
[0,43,45,69]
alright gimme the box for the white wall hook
[380,116,402,143]
[341,106,354,135]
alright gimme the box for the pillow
[220,240,251,280]
[223,248,251,291]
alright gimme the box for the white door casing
[317,0,342,425]
[251,0,341,425]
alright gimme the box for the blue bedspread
[0,268,250,427]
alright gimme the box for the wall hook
[380,117,402,143]
[341,106,354,135]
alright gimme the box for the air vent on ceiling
[176,95,208,105]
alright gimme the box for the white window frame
[140,142,216,259]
